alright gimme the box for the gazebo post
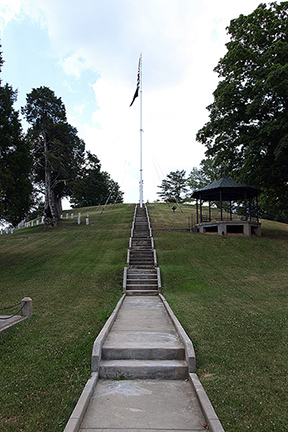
[256,194,259,222]
[229,200,232,221]
[200,193,202,223]
[196,199,199,224]
[220,189,223,221]
[249,197,252,221]
[209,200,211,222]
[244,191,248,221]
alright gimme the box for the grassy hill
[0,203,287,431]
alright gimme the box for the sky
[0,0,267,205]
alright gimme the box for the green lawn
[1,203,287,432]
[0,204,133,431]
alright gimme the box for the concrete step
[130,250,153,255]
[131,244,152,248]
[126,285,158,291]
[129,258,154,263]
[99,359,188,379]
[102,347,185,361]
[126,277,158,285]
[127,273,157,279]
[126,289,159,295]
[134,229,150,238]
[129,256,154,261]
[129,264,155,268]
[128,268,157,275]
[126,280,158,285]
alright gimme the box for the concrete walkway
[64,205,225,432]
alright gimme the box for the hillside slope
[0,203,287,432]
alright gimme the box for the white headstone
[5,227,9,234]
[66,213,69,219]
[86,218,89,225]
[71,213,74,219]
[37,220,39,225]
[87,212,89,217]
[11,228,14,234]
[31,221,34,227]
[60,214,63,219]
[78,212,81,218]
[41,216,45,224]
[77,217,81,225]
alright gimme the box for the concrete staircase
[123,204,161,296]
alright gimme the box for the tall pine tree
[22,87,85,226]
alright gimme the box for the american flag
[130,56,141,107]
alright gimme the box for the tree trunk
[43,130,58,226]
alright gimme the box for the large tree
[196,2,288,222]
[22,87,85,226]
[0,47,32,226]
[157,170,188,203]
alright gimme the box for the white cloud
[0,0,21,33]
[61,52,92,78]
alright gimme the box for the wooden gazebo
[192,176,261,236]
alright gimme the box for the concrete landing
[79,379,206,432]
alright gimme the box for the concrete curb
[159,294,196,372]
[189,373,225,432]
[63,372,98,432]
[91,294,126,371]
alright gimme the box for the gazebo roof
[192,176,260,201]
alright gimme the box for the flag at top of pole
[129,55,141,107]
[130,54,143,207]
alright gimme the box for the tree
[0,47,32,225]
[157,170,188,203]
[70,151,123,207]
[187,158,222,193]
[196,2,288,222]
[22,87,85,226]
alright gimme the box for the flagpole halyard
[139,53,143,208]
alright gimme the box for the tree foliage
[70,151,123,208]
[196,2,288,222]
[187,158,222,192]
[157,170,188,203]
[22,87,85,226]
[0,47,32,225]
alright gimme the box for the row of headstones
[61,212,90,225]
[1,212,91,235]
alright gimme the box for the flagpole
[139,53,143,208]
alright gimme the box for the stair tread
[100,359,187,366]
